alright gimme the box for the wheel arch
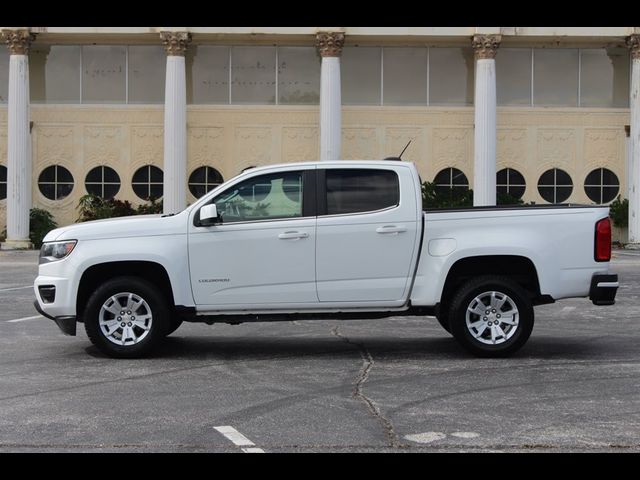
[76,261,175,321]
[439,255,544,314]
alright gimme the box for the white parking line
[0,285,32,292]
[214,426,265,453]
[6,315,43,323]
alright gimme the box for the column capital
[160,31,192,56]
[627,34,640,60]
[316,32,345,58]
[472,34,501,60]
[1,29,36,55]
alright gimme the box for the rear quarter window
[325,169,400,215]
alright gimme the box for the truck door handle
[278,231,309,240]
[376,225,407,235]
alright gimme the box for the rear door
[315,164,421,303]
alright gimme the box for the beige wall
[0,105,630,230]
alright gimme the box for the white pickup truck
[33,160,618,358]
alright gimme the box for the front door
[188,168,317,308]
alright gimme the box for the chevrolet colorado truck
[33,160,619,358]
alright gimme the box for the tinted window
[85,166,121,199]
[212,171,303,223]
[325,169,399,215]
[537,168,573,203]
[132,165,163,200]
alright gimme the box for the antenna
[398,140,411,159]
[384,139,413,161]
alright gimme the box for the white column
[628,36,640,246]
[472,35,500,207]
[1,30,34,250]
[160,32,190,215]
[316,32,344,161]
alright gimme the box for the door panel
[315,166,420,303]
[189,219,317,305]
[188,168,317,306]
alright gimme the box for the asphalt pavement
[0,249,639,452]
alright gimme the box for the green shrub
[497,192,525,206]
[1,208,58,248]
[134,197,163,215]
[609,195,628,228]
[30,208,58,248]
[76,194,163,222]
[422,181,473,209]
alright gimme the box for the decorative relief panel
[342,128,378,160]
[497,129,527,168]
[282,127,318,163]
[234,127,272,171]
[84,126,123,168]
[36,126,75,167]
[583,129,621,168]
[432,128,472,171]
[131,126,163,168]
[384,128,424,164]
[188,127,225,167]
[537,129,576,170]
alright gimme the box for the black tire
[166,318,183,336]
[436,312,452,334]
[448,275,534,357]
[84,276,171,358]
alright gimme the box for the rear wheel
[448,275,534,357]
[84,276,170,358]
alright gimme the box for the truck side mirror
[199,203,220,226]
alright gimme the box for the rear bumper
[589,274,618,306]
[34,300,76,336]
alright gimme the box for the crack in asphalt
[330,326,405,449]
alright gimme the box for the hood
[42,212,188,242]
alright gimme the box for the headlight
[39,240,77,264]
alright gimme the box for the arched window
[537,168,573,203]
[38,165,74,200]
[433,167,469,195]
[188,166,224,198]
[85,166,121,199]
[584,168,619,204]
[496,168,526,199]
[132,165,163,200]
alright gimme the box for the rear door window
[325,169,399,215]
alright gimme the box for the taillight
[595,217,611,262]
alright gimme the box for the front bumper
[589,274,618,306]
[34,300,76,336]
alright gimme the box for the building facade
[1,27,639,246]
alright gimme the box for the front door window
[213,171,303,223]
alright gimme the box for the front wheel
[448,276,534,357]
[84,276,171,358]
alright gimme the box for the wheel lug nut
[120,322,125,327]
[492,309,496,313]
[483,317,488,321]
[497,314,501,318]
[127,322,132,327]
[488,321,493,326]
[117,316,122,320]
[127,311,131,315]
[485,310,490,315]
[120,311,124,315]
